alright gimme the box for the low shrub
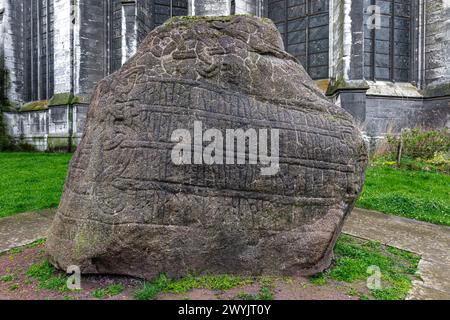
[386,128,449,160]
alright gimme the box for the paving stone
[0,209,56,253]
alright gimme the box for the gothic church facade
[0,0,449,150]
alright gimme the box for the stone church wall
[4,104,88,152]
[0,0,449,152]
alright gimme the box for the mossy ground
[312,235,420,300]
[92,284,125,299]
[0,237,420,300]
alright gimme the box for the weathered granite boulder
[46,16,368,279]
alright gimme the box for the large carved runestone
[46,16,368,279]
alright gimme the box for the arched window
[268,0,330,80]
[364,0,413,82]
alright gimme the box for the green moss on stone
[20,100,49,112]
[261,17,274,25]
[73,227,108,261]
[165,14,261,28]
[48,93,81,106]
[20,91,85,113]
[74,232,89,259]
[168,15,230,24]
[326,74,369,96]
[47,136,74,153]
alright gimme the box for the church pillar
[234,0,266,16]
[423,0,450,96]
[120,1,138,66]
[53,0,73,95]
[189,0,231,16]
[0,0,26,105]
[189,0,266,17]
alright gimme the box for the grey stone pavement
[1,208,449,300]
[0,209,56,254]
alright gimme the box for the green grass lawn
[357,164,450,227]
[0,153,433,300]
[0,153,72,218]
[0,152,449,227]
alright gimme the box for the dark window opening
[24,0,54,102]
[153,0,188,27]
[364,0,412,82]
[268,0,330,80]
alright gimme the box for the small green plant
[310,273,327,286]
[386,129,449,161]
[134,282,161,301]
[258,276,275,287]
[198,275,252,291]
[257,287,274,300]
[321,235,420,300]
[6,247,24,256]
[8,283,19,291]
[27,260,55,281]
[27,259,68,292]
[105,284,125,296]
[236,292,254,300]
[40,276,68,291]
[346,287,359,297]
[134,273,254,300]
[31,239,47,247]
[92,288,106,299]
[0,274,16,282]
[236,287,274,300]
[92,284,125,299]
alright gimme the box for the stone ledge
[366,81,423,98]
[326,78,370,96]
[20,100,49,112]
[17,93,88,113]
[422,83,450,97]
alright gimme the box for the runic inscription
[47,16,368,279]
